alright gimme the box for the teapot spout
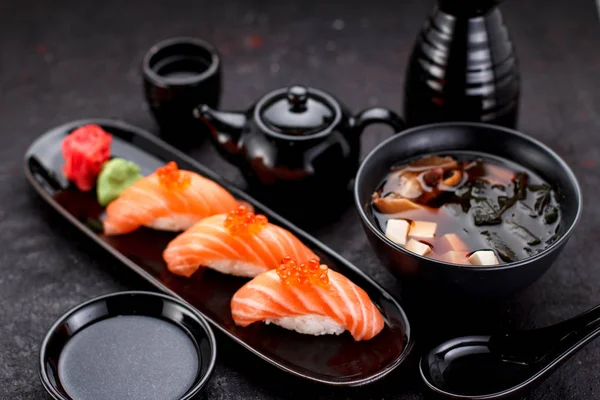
[194,105,246,154]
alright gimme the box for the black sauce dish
[354,122,582,298]
[142,37,221,148]
[39,291,216,400]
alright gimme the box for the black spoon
[419,304,600,399]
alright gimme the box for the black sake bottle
[404,0,520,128]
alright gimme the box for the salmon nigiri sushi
[103,162,239,235]
[231,257,385,341]
[163,205,317,278]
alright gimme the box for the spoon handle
[490,303,600,365]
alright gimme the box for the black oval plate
[25,119,413,386]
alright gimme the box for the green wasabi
[97,158,143,206]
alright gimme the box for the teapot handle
[352,107,406,136]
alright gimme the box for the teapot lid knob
[287,85,308,111]
[258,84,339,136]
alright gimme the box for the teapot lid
[257,85,339,137]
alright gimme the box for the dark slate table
[2,0,600,398]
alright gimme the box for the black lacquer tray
[25,119,412,386]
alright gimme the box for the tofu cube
[440,251,469,265]
[385,219,410,245]
[486,164,515,184]
[439,233,469,251]
[405,239,432,256]
[468,250,499,266]
[409,221,437,238]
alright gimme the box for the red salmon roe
[277,256,329,287]
[224,205,268,236]
[156,161,191,192]
[62,124,112,191]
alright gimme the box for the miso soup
[371,153,561,265]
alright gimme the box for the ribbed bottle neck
[438,0,501,16]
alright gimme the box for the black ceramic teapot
[194,85,405,196]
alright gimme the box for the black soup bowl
[354,122,582,298]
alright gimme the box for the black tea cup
[142,37,221,149]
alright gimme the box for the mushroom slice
[396,172,423,199]
[442,170,463,187]
[421,168,444,188]
[405,155,459,172]
[372,194,426,214]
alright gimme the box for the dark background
[2,0,600,398]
